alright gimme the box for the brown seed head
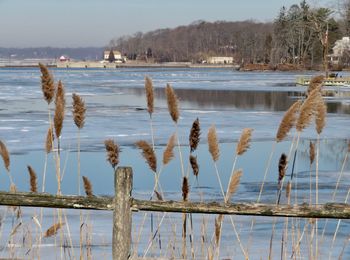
[226,169,243,202]
[154,190,163,201]
[315,97,327,135]
[236,128,253,155]
[276,100,302,142]
[189,155,199,177]
[278,153,288,186]
[44,222,65,237]
[135,140,157,172]
[182,176,189,201]
[189,118,201,152]
[82,176,93,196]
[104,139,120,169]
[0,140,10,171]
[39,63,55,104]
[163,134,176,165]
[215,214,223,245]
[309,141,315,165]
[54,81,65,138]
[166,84,179,123]
[27,165,37,193]
[208,125,220,162]
[145,76,154,116]
[45,126,54,154]
[72,93,86,129]
[296,88,322,132]
[307,75,324,95]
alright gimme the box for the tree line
[110,0,350,68]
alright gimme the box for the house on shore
[103,50,126,63]
[329,36,350,65]
[207,56,234,64]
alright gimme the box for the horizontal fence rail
[0,191,350,219]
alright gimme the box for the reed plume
[208,125,219,162]
[189,118,200,152]
[296,88,322,132]
[72,93,86,129]
[307,75,324,95]
[276,100,302,142]
[104,139,120,169]
[54,80,65,139]
[215,214,223,245]
[309,141,315,165]
[162,134,176,165]
[44,222,65,237]
[45,126,54,153]
[27,165,37,193]
[145,76,154,117]
[0,140,10,171]
[182,176,189,201]
[315,97,327,135]
[278,153,287,189]
[39,63,55,104]
[236,128,253,155]
[166,84,179,123]
[154,190,163,201]
[82,176,93,196]
[189,155,199,177]
[135,140,157,172]
[226,169,242,202]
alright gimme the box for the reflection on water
[130,87,350,113]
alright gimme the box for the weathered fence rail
[0,167,349,259]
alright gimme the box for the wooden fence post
[112,167,133,260]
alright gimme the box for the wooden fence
[0,167,350,259]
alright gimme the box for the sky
[0,0,335,48]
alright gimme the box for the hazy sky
[0,0,335,48]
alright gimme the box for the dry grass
[189,118,200,152]
[189,155,199,177]
[72,93,86,129]
[307,75,324,95]
[0,140,10,171]
[276,100,302,142]
[166,84,179,123]
[278,154,287,188]
[163,134,176,165]
[315,96,327,135]
[82,176,93,196]
[135,140,157,173]
[145,76,154,116]
[309,141,315,165]
[39,63,55,104]
[54,80,65,139]
[45,126,54,153]
[226,169,242,202]
[182,176,189,201]
[27,165,37,193]
[44,223,65,238]
[104,139,120,169]
[236,128,253,155]
[208,125,219,162]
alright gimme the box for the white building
[330,37,350,64]
[104,50,122,61]
[207,56,234,64]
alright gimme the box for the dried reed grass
[208,125,219,162]
[27,165,37,193]
[166,84,179,123]
[296,88,322,132]
[315,97,327,135]
[82,176,93,196]
[39,63,55,104]
[236,128,253,155]
[214,214,223,245]
[182,176,189,201]
[278,153,287,188]
[226,169,242,202]
[45,126,54,153]
[307,75,324,95]
[309,141,315,165]
[145,76,154,116]
[154,190,163,201]
[136,140,157,172]
[189,155,199,177]
[0,140,10,171]
[54,80,65,138]
[44,222,65,237]
[163,134,176,165]
[104,139,120,169]
[72,93,86,129]
[189,118,200,152]
[276,100,302,142]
